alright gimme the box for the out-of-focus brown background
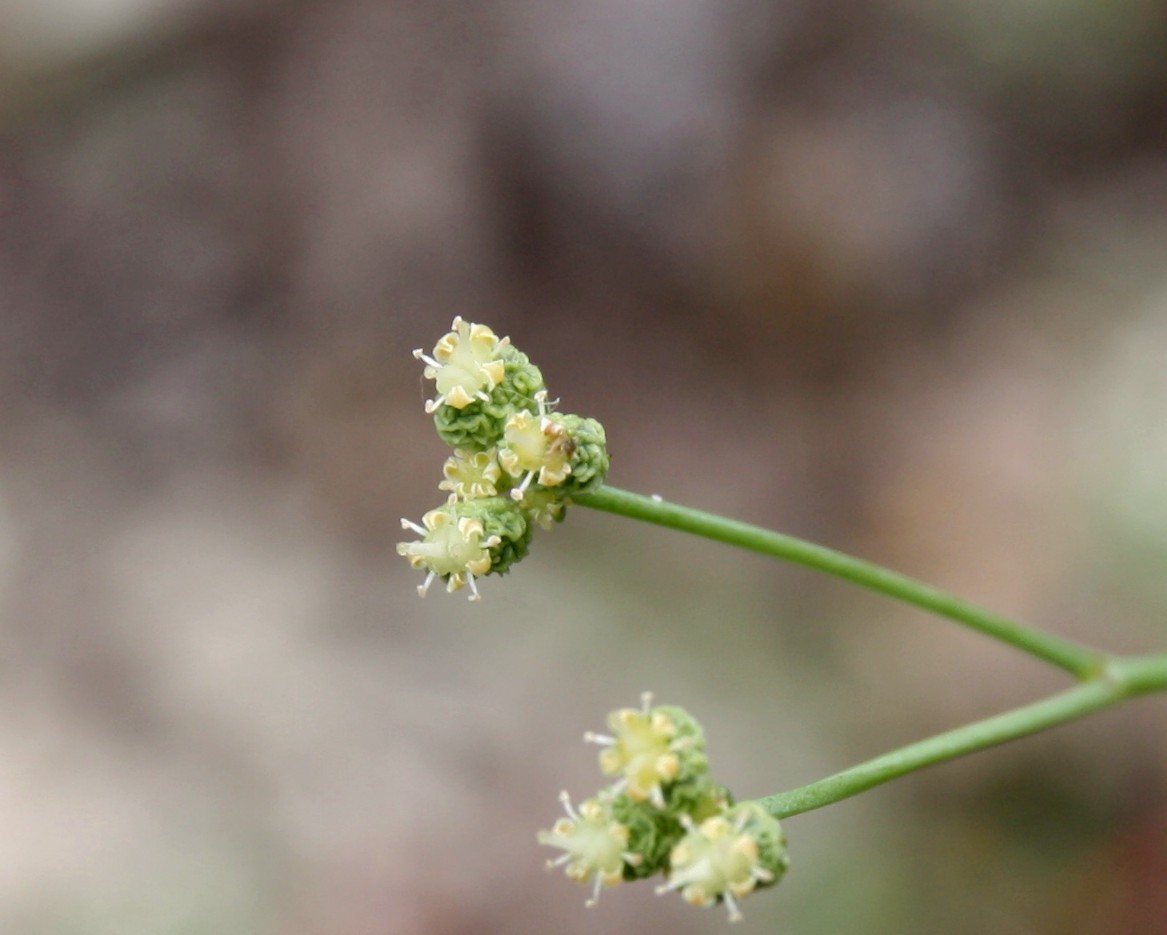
[2,1,1167,933]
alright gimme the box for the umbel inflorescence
[398,318,610,600]
[399,322,790,922]
[539,694,790,923]
[395,319,1167,930]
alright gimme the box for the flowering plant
[400,319,1167,922]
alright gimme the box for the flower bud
[553,413,610,497]
[457,495,533,576]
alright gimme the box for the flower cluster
[398,318,610,600]
[538,694,790,922]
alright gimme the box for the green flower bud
[584,693,710,809]
[660,768,728,821]
[554,413,609,497]
[605,791,676,880]
[431,344,545,451]
[657,802,790,923]
[456,495,533,576]
[396,495,531,600]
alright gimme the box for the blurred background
[2,1,1167,933]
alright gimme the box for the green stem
[574,485,1167,818]
[759,653,1167,818]
[576,486,1105,678]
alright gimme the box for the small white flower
[396,499,501,601]
[538,791,638,907]
[414,316,509,412]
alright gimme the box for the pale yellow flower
[498,392,574,501]
[413,316,508,412]
[396,499,500,601]
[439,449,502,499]
[538,792,634,907]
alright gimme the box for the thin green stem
[759,653,1167,818]
[576,486,1105,678]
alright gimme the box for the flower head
[396,495,531,600]
[538,791,640,907]
[414,317,509,412]
[585,693,708,808]
[396,499,498,600]
[539,696,787,919]
[403,318,607,600]
[657,803,789,923]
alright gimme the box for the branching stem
[759,653,1167,818]
[576,486,1167,818]
[576,486,1104,677]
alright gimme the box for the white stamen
[723,891,743,923]
[424,392,451,413]
[558,790,580,821]
[413,349,442,370]
[510,470,536,501]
